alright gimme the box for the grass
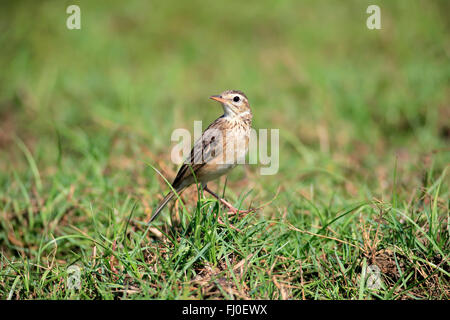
[0,0,449,299]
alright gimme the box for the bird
[149,90,253,224]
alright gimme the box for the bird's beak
[209,95,227,104]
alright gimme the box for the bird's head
[209,90,251,118]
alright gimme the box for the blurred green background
[1,0,448,189]
[0,0,449,299]
[1,0,449,187]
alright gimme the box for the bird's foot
[216,216,241,232]
[219,198,254,217]
[226,207,255,217]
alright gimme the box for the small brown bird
[149,90,253,223]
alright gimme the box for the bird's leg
[203,184,238,212]
[203,185,252,216]
[201,184,241,231]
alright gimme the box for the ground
[0,0,449,299]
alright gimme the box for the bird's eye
[233,96,240,102]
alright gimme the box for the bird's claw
[217,216,241,232]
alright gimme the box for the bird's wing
[171,117,225,188]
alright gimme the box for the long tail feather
[149,191,176,223]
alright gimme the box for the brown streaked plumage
[149,90,253,223]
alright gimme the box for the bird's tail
[149,190,177,223]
